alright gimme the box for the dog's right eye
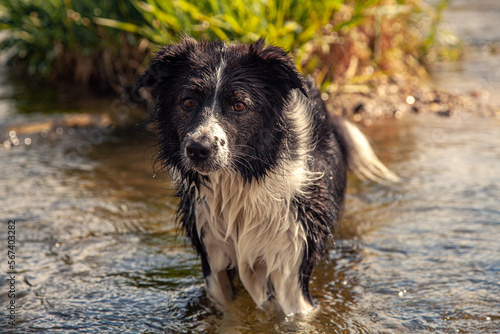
[233,101,246,112]
[181,98,196,110]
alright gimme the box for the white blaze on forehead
[214,59,225,92]
[211,57,226,111]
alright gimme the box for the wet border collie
[134,37,398,316]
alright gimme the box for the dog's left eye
[233,101,246,112]
[181,98,196,110]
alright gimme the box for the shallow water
[1,88,500,333]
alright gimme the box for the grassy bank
[0,0,450,94]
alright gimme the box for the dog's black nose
[186,140,211,162]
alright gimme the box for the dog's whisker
[231,150,272,167]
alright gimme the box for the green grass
[0,0,147,92]
[0,0,450,93]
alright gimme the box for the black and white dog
[135,37,397,316]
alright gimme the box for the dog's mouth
[185,161,223,175]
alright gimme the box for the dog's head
[135,37,308,181]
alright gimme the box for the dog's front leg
[202,236,236,308]
[205,269,234,307]
[270,270,315,316]
[238,262,270,307]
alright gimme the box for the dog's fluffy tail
[338,119,400,183]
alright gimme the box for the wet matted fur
[134,37,398,316]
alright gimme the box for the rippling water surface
[1,89,499,333]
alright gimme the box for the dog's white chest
[193,173,313,314]
[195,172,307,276]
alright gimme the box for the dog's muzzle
[183,119,229,173]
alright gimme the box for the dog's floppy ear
[131,52,167,102]
[248,39,309,97]
[131,37,198,101]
